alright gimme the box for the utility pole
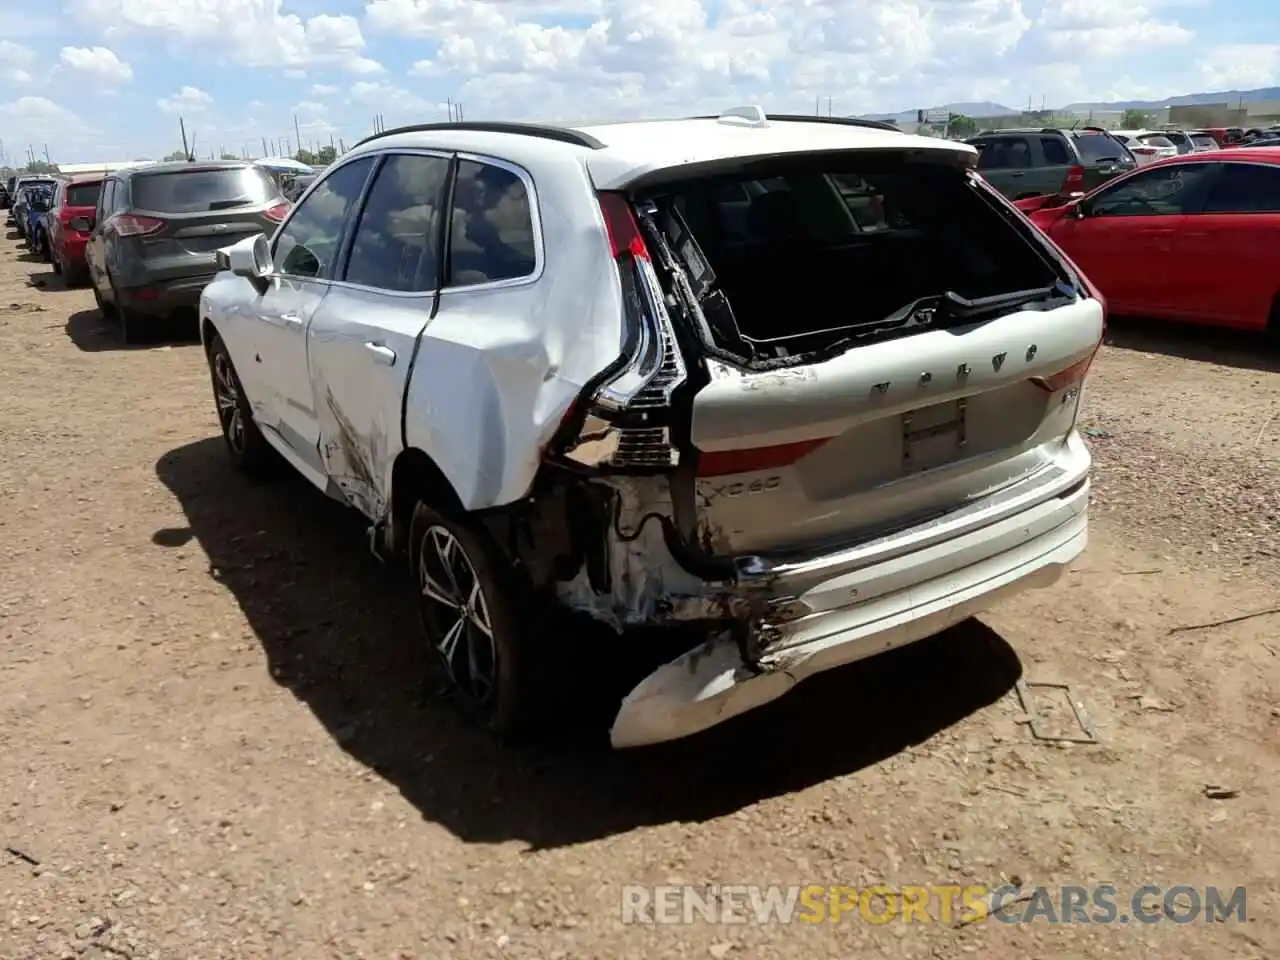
[42,143,51,164]
[293,114,302,157]
[815,96,820,116]
[827,96,832,117]
[179,117,190,159]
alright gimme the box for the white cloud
[59,45,134,84]
[1198,44,1280,92]
[157,85,213,113]
[0,96,92,154]
[70,0,384,74]
[310,83,339,95]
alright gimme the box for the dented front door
[306,284,432,519]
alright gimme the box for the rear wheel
[51,246,62,275]
[409,502,556,741]
[207,332,276,475]
[108,275,146,345]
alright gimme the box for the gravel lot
[2,230,1278,959]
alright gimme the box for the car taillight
[1062,165,1085,192]
[115,214,165,237]
[1031,353,1096,392]
[1132,146,1157,156]
[550,192,688,471]
[697,438,830,477]
[264,201,289,223]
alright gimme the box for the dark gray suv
[85,161,289,343]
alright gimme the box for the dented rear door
[685,297,1104,558]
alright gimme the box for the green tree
[293,148,317,165]
[24,160,57,174]
[314,145,337,165]
[1121,108,1150,129]
[162,149,189,162]
[220,152,240,160]
[948,113,979,137]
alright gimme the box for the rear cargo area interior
[653,157,1059,357]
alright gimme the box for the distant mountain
[862,101,1020,123]
[1062,86,1280,112]
[863,87,1280,124]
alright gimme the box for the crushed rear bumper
[608,433,1091,748]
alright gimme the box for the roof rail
[351,121,606,151]
[691,111,900,133]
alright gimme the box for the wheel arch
[387,447,466,556]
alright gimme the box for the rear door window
[66,182,102,208]
[342,153,449,292]
[131,166,279,214]
[1040,137,1070,165]
[446,159,537,286]
[1202,163,1280,213]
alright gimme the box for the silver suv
[199,107,1105,748]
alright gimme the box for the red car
[46,175,103,286]
[1015,148,1280,332]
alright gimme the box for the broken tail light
[554,193,688,471]
[264,201,290,223]
[114,214,165,237]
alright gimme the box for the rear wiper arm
[937,285,1063,320]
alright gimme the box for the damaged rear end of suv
[533,117,1104,747]
[201,111,1103,751]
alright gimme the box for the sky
[0,0,1277,164]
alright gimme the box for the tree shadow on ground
[154,436,1023,849]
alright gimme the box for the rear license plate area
[902,399,967,474]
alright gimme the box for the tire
[409,501,557,741]
[38,230,50,262]
[109,276,145,345]
[51,247,62,275]
[207,332,277,476]
[92,281,109,318]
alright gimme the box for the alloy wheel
[212,352,246,454]
[418,525,497,707]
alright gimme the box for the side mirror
[218,233,273,294]
[1070,197,1091,219]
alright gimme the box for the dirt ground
[1,230,1278,960]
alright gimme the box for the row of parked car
[6,109,1276,749]
[4,162,290,342]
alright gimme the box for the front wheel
[207,332,277,476]
[409,502,557,741]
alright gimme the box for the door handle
[364,342,396,365]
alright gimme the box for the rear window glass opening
[131,167,280,214]
[640,153,1064,365]
[66,182,102,208]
